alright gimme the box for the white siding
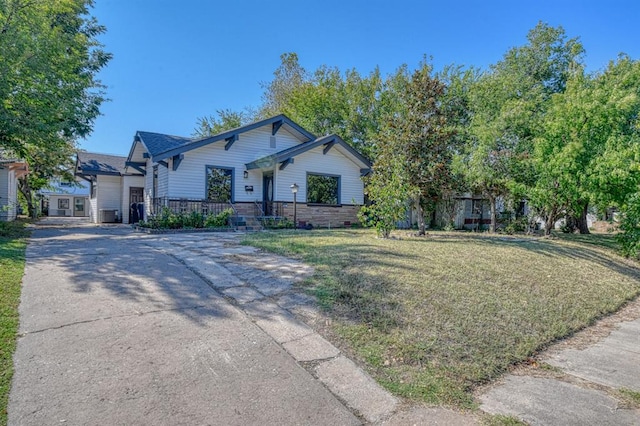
[49,195,89,217]
[89,189,98,223]
[166,126,303,202]
[144,159,154,217]
[96,175,122,222]
[121,175,145,223]
[158,164,169,197]
[49,195,72,216]
[0,168,17,221]
[275,145,365,204]
[130,141,147,162]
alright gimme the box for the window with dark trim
[58,198,69,209]
[472,199,484,215]
[206,166,233,202]
[307,173,340,205]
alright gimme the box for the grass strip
[0,221,29,425]
[243,229,640,407]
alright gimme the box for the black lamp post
[290,183,298,228]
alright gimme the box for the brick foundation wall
[232,202,257,217]
[233,202,362,228]
[282,203,361,228]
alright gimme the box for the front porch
[150,197,361,230]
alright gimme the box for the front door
[262,173,274,216]
[73,197,85,217]
[129,187,144,223]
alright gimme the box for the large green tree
[367,61,458,236]
[259,52,307,118]
[532,56,640,235]
[461,23,583,232]
[0,0,111,215]
[258,53,393,161]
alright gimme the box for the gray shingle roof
[136,132,194,158]
[76,152,127,175]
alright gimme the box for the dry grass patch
[243,229,640,407]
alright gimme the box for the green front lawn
[0,221,29,425]
[243,229,640,408]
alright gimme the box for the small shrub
[0,220,29,238]
[503,217,527,235]
[442,221,456,232]
[204,208,233,228]
[262,218,294,229]
[137,207,233,230]
[182,211,205,228]
[358,203,405,238]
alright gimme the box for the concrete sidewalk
[480,298,640,425]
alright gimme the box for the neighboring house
[75,152,145,224]
[0,154,28,221]
[38,178,90,218]
[398,193,498,231]
[125,114,371,227]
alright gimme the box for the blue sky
[82,0,640,155]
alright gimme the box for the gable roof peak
[150,114,317,160]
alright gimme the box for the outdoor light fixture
[243,170,248,179]
[290,183,299,228]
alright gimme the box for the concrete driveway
[9,225,364,425]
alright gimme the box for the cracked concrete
[14,222,473,425]
[9,225,361,425]
[137,231,403,424]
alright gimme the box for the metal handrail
[228,201,239,230]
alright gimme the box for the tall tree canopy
[531,56,640,235]
[365,61,459,236]
[0,0,111,215]
[192,108,255,138]
[259,52,307,118]
[255,53,392,160]
[461,22,584,232]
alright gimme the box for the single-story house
[125,114,372,227]
[0,154,29,221]
[38,178,90,218]
[75,152,145,223]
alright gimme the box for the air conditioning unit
[99,209,118,223]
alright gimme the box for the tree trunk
[18,177,37,218]
[544,208,558,236]
[489,195,497,233]
[576,201,590,234]
[416,196,426,236]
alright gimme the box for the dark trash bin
[130,203,139,224]
[137,203,144,222]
